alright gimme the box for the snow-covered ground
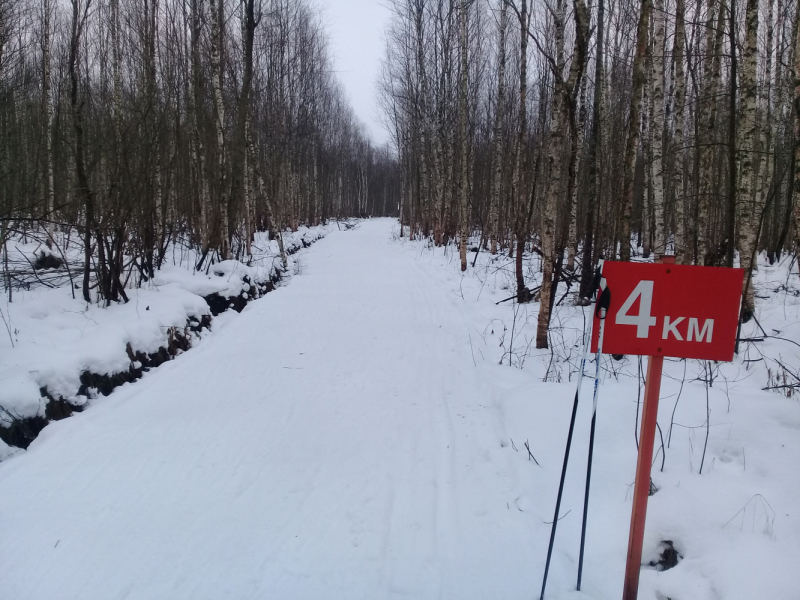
[0,225,331,456]
[0,218,798,599]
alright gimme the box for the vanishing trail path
[0,219,560,600]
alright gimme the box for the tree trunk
[459,0,469,271]
[190,0,211,259]
[235,0,257,256]
[537,0,566,349]
[754,0,774,267]
[513,0,529,297]
[146,0,160,278]
[698,0,725,265]
[43,0,55,248]
[620,0,652,261]
[737,0,760,317]
[210,0,229,259]
[651,0,667,255]
[642,34,652,257]
[414,3,431,239]
[726,0,738,268]
[672,0,687,262]
[70,0,93,304]
[792,0,800,268]
[580,0,604,298]
[567,52,588,272]
[112,0,121,159]
[489,1,508,255]
[536,0,589,348]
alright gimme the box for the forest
[380,0,800,347]
[2,0,800,348]
[0,0,399,303]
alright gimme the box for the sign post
[621,337,665,600]
[588,257,743,600]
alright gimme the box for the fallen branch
[495,285,541,305]
[524,439,540,465]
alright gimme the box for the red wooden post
[621,353,663,600]
[621,255,673,600]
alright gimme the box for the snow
[0,226,331,423]
[0,281,210,412]
[0,218,798,599]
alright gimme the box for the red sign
[591,261,744,361]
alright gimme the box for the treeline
[380,0,800,347]
[0,0,400,303]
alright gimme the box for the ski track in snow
[1,218,799,600]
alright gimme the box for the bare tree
[620,0,652,262]
[737,0,760,317]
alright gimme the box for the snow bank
[0,224,333,448]
[155,226,328,300]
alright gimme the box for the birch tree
[459,0,469,271]
[536,0,589,348]
[650,0,667,255]
[737,0,760,317]
[42,0,55,248]
[489,1,508,255]
[672,0,687,263]
[620,0,652,261]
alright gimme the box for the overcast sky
[320,0,393,147]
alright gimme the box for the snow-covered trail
[6,219,799,600]
[0,219,573,599]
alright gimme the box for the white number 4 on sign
[615,281,657,339]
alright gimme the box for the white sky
[320,0,393,146]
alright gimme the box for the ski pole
[576,276,609,591]
[540,264,603,600]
